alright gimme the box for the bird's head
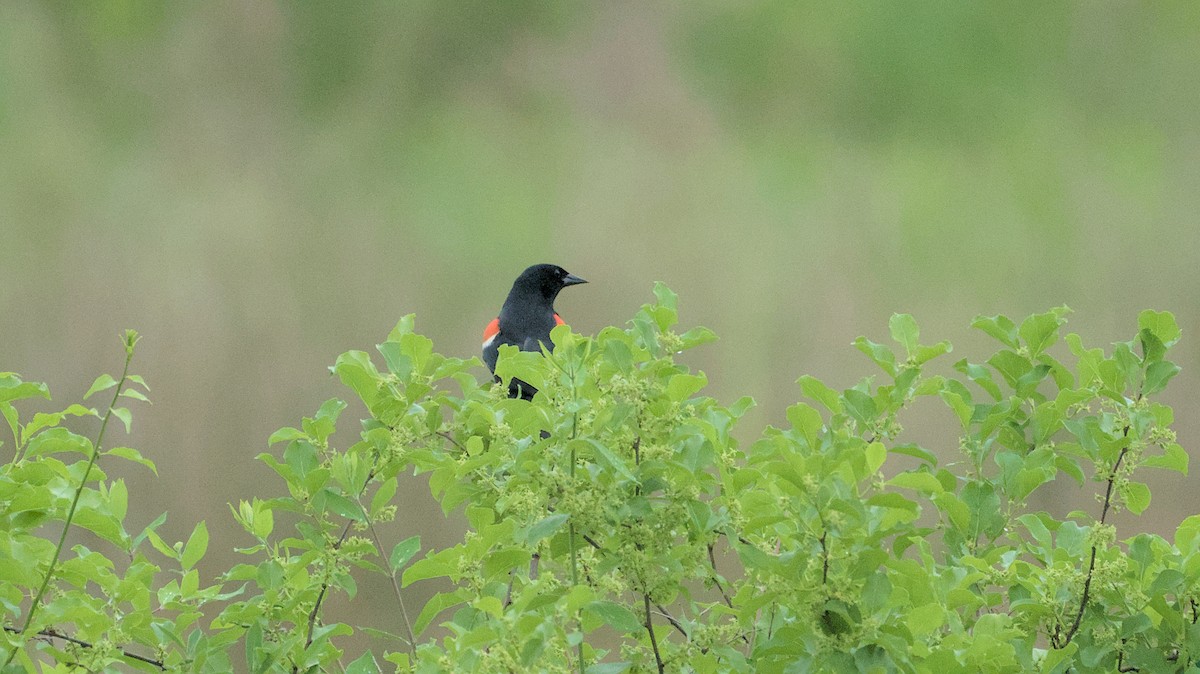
[515,264,587,302]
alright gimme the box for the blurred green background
[2,0,1198,640]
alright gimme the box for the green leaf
[939,390,973,428]
[842,389,878,427]
[125,374,149,390]
[1019,308,1069,357]
[267,427,306,446]
[181,521,209,570]
[954,360,1003,401]
[105,446,157,474]
[679,326,718,350]
[146,529,179,561]
[345,652,381,674]
[971,314,1019,349]
[492,346,547,394]
[23,404,97,438]
[371,477,398,517]
[403,548,457,586]
[111,407,132,433]
[579,438,636,482]
[387,314,416,341]
[586,664,632,674]
[0,401,17,447]
[988,350,1033,389]
[652,282,678,312]
[389,536,421,573]
[1138,310,1181,347]
[906,603,944,636]
[244,622,263,673]
[853,337,896,376]
[785,403,823,448]
[887,471,944,494]
[585,600,643,633]
[1123,481,1151,515]
[889,313,919,358]
[1143,443,1188,475]
[933,493,970,531]
[120,388,151,404]
[865,442,887,474]
[0,375,51,405]
[666,373,707,402]
[377,341,411,380]
[25,427,92,458]
[482,548,531,579]
[84,374,119,400]
[889,443,938,466]
[798,375,843,413]
[527,513,570,545]
[412,589,468,635]
[108,478,128,521]
[913,341,952,365]
[317,489,365,522]
[1143,360,1180,396]
[332,350,382,409]
[132,511,167,551]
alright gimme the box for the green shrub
[1,290,1193,673]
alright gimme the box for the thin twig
[644,593,665,674]
[294,521,354,673]
[650,607,688,638]
[576,533,690,640]
[3,626,164,669]
[366,520,416,655]
[1058,438,1130,648]
[707,542,734,609]
[567,363,585,674]
[1116,644,1137,672]
[435,431,468,454]
[819,532,830,585]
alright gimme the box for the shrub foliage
[0,289,1193,673]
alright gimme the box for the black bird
[482,264,587,400]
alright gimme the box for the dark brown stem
[707,542,734,609]
[294,521,354,673]
[578,533,689,639]
[643,593,665,674]
[819,532,830,585]
[435,431,469,454]
[651,603,688,638]
[1116,644,1138,672]
[1057,439,1130,649]
[3,626,164,669]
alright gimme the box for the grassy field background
[2,0,1198,640]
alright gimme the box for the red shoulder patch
[554,314,565,326]
[482,318,500,346]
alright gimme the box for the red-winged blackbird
[482,264,587,400]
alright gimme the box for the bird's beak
[563,274,588,286]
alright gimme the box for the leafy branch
[3,625,165,670]
[6,331,139,668]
